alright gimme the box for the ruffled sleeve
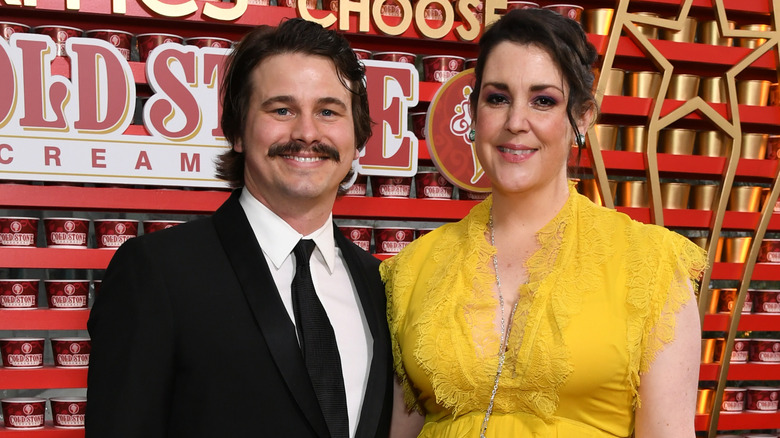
[624,224,707,407]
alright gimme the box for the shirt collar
[239,188,337,274]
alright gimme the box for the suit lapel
[213,191,330,438]
[335,230,391,437]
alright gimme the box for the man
[86,18,392,437]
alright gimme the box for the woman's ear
[234,139,243,154]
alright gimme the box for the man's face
[236,53,358,209]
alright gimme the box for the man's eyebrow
[260,95,295,108]
[260,96,347,110]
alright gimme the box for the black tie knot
[294,239,316,268]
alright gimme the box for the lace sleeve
[626,226,707,407]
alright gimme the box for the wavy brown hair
[216,18,372,188]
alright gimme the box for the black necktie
[291,239,349,438]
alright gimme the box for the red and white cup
[51,338,91,368]
[374,227,414,255]
[85,29,133,60]
[420,1,445,22]
[716,288,753,314]
[410,112,427,140]
[753,290,780,313]
[0,279,39,309]
[277,0,317,9]
[758,239,780,263]
[422,55,464,83]
[136,33,184,62]
[376,0,404,21]
[371,176,412,198]
[372,51,416,64]
[415,170,453,199]
[746,387,779,412]
[44,218,89,248]
[749,339,780,363]
[1,398,46,429]
[0,22,30,41]
[33,25,83,56]
[0,338,44,368]
[94,219,138,249]
[344,174,368,197]
[339,225,372,252]
[50,397,87,428]
[143,220,184,234]
[713,338,750,363]
[353,48,372,60]
[0,216,38,247]
[45,280,89,310]
[721,387,746,412]
[542,4,584,23]
[184,36,233,49]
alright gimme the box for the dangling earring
[576,133,586,147]
[468,128,476,142]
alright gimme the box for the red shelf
[699,362,780,381]
[0,424,83,437]
[696,412,780,431]
[711,262,780,281]
[0,310,89,331]
[0,366,87,390]
[0,248,114,270]
[703,313,780,332]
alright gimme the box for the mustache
[267,141,341,162]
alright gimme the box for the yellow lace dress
[380,187,707,437]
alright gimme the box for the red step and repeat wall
[0,0,779,436]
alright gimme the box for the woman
[381,8,706,438]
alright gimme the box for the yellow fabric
[380,186,707,437]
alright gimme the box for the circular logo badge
[21,342,33,354]
[57,30,68,42]
[64,220,76,232]
[448,59,460,71]
[69,343,81,354]
[3,28,14,39]
[350,229,361,240]
[11,283,23,295]
[64,284,75,295]
[110,34,121,47]
[115,222,127,234]
[68,403,80,415]
[23,404,34,415]
[10,221,22,233]
[736,392,744,401]
[395,230,406,240]
[426,69,490,193]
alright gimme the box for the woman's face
[474,41,583,197]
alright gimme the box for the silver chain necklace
[480,209,520,438]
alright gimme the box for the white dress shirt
[239,188,372,437]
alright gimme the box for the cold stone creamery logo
[9,404,43,427]
[422,176,452,198]
[102,222,134,247]
[57,342,90,366]
[1,282,35,307]
[349,229,370,251]
[0,220,34,246]
[723,391,744,411]
[51,220,87,246]
[8,342,42,366]
[52,283,87,308]
[56,403,85,426]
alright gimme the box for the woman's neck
[490,178,571,235]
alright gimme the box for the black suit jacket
[86,190,393,437]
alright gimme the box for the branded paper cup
[422,55,464,83]
[44,280,89,310]
[421,1,445,22]
[339,225,372,252]
[721,388,746,412]
[142,220,184,234]
[371,176,412,198]
[758,239,780,263]
[136,33,184,62]
[746,387,779,412]
[542,4,583,23]
[410,112,426,140]
[0,217,38,247]
[94,219,138,249]
[33,25,83,56]
[277,0,317,9]
[184,37,233,49]
[44,218,89,248]
[0,338,44,368]
[353,48,372,60]
[1,398,46,429]
[416,228,436,238]
[51,338,91,368]
[344,174,368,197]
[0,279,39,309]
[713,338,750,363]
[749,339,780,363]
[50,397,87,428]
[415,171,453,199]
[715,288,753,314]
[374,227,414,255]
[376,0,404,21]
[0,22,30,41]
[85,29,133,60]
[753,290,780,314]
[372,51,416,64]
